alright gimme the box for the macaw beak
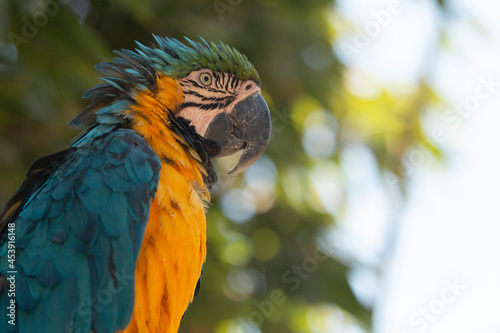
[203,92,271,174]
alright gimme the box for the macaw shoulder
[0,128,162,333]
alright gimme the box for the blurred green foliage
[0,0,446,332]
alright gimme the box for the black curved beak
[203,92,271,174]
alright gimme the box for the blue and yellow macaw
[0,36,271,333]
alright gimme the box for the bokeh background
[1,0,499,332]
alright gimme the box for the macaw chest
[123,162,207,333]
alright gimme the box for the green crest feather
[135,35,260,83]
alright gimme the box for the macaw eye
[200,73,212,86]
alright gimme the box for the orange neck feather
[126,75,209,202]
[121,75,209,333]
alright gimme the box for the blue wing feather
[0,128,160,332]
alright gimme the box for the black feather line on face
[179,102,202,110]
[184,90,204,98]
[183,79,203,89]
[200,103,224,111]
[201,96,233,102]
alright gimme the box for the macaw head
[72,36,271,175]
